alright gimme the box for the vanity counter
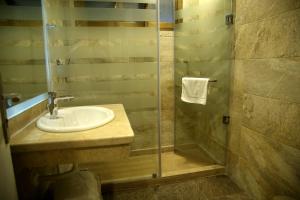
[10,104,134,153]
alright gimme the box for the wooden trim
[0,19,173,30]
[66,57,156,64]
[160,22,174,31]
[130,145,174,156]
[75,20,152,27]
[0,59,45,65]
[75,20,174,30]
[175,0,183,10]
[175,18,183,24]
[0,20,42,27]
[12,144,131,168]
[74,1,155,9]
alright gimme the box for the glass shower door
[174,0,233,164]
[42,0,160,181]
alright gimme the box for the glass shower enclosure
[174,0,233,165]
[41,0,233,182]
[42,0,160,181]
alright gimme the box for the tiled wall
[227,1,300,199]
[160,31,174,148]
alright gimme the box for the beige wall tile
[236,0,300,25]
[239,127,300,198]
[227,111,241,154]
[230,60,244,114]
[228,2,300,200]
[241,58,300,103]
[235,10,300,59]
[226,151,241,184]
[235,157,270,200]
[278,102,300,149]
[242,94,281,137]
[160,31,175,148]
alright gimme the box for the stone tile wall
[227,1,300,199]
[160,31,174,148]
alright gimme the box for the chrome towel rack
[183,76,217,83]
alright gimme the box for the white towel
[181,77,209,105]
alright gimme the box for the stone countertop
[10,104,134,153]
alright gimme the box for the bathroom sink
[37,106,115,133]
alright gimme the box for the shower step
[101,164,224,193]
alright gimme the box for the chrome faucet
[4,93,21,108]
[48,92,74,119]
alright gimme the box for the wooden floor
[80,147,222,183]
[161,148,218,177]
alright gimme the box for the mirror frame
[3,0,51,120]
[6,93,48,120]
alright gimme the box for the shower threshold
[161,149,224,177]
[81,147,224,184]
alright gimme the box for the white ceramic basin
[37,106,115,133]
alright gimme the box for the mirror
[0,0,48,116]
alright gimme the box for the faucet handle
[47,92,56,115]
[48,91,56,97]
[48,92,56,101]
[54,96,75,104]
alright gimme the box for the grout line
[234,56,300,61]
[241,123,299,150]
[243,93,300,105]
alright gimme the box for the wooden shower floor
[80,147,223,183]
[162,148,219,177]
